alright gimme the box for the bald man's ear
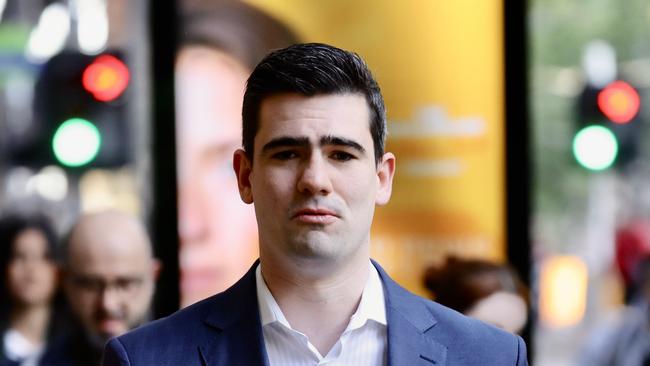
[151,259,162,281]
[233,149,254,204]
[59,267,67,286]
[55,264,63,284]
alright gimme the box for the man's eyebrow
[261,136,310,153]
[321,135,366,154]
[261,135,366,155]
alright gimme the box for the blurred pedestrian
[0,214,63,366]
[424,256,529,334]
[578,257,650,366]
[577,219,650,366]
[40,210,159,366]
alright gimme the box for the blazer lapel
[198,261,270,366]
[373,261,447,366]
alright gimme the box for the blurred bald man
[42,210,160,366]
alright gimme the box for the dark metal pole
[149,0,180,318]
[504,0,533,356]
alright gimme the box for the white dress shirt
[256,261,387,366]
[3,329,44,366]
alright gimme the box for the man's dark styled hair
[242,43,386,163]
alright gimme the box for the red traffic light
[597,80,640,124]
[82,54,130,102]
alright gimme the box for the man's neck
[260,254,370,356]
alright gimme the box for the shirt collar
[255,261,387,329]
[256,264,291,327]
[351,261,387,327]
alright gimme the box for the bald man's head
[63,210,159,349]
[64,211,154,266]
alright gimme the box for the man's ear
[233,149,254,204]
[375,152,396,206]
[151,259,162,281]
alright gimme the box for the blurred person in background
[0,214,64,366]
[424,256,529,334]
[40,210,159,366]
[578,220,650,366]
[175,0,299,307]
[578,257,650,366]
[614,219,650,304]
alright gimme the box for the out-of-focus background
[0,0,148,232]
[1,0,650,364]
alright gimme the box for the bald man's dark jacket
[102,260,528,365]
[39,323,103,366]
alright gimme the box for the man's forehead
[67,232,152,274]
[67,243,151,278]
[69,236,147,258]
[68,212,152,255]
[256,93,372,139]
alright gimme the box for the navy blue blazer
[103,261,528,365]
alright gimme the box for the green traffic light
[572,125,618,171]
[52,118,101,167]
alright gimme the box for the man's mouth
[292,208,339,224]
[97,318,125,335]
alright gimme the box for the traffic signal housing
[573,80,641,171]
[15,51,132,169]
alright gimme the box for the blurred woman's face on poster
[175,46,258,307]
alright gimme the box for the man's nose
[99,286,121,313]
[296,153,332,195]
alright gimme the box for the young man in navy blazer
[103,43,528,366]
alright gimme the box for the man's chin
[99,319,128,335]
[88,323,127,347]
[86,330,115,349]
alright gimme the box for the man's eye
[73,277,99,290]
[272,151,298,160]
[116,278,143,291]
[331,152,354,161]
